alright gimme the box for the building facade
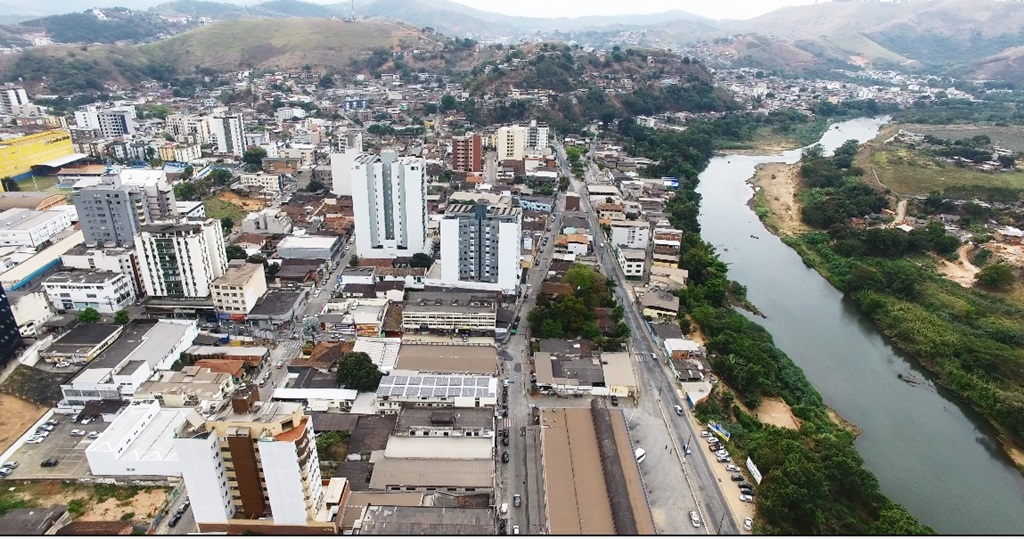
[0,129,74,182]
[440,204,521,294]
[42,271,135,313]
[74,105,137,139]
[135,220,228,298]
[208,114,245,157]
[74,177,145,248]
[351,151,427,259]
[496,125,526,162]
[609,220,651,250]
[61,246,145,299]
[451,134,482,173]
[211,262,268,316]
[0,208,74,248]
[0,282,22,367]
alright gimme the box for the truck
[499,503,509,515]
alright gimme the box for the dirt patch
[11,481,170,522]
[216,191,266,212]
[0,394,47,453]
[751,162,809,237]
[987,242,1024,267]
[1004,442,1024,471]
[937,245,982,288]
[754,397,802,430]
[826,407,863,437]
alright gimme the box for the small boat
[750,234,759,239]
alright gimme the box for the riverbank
[750,162,808,237]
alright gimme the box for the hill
[9,6,198,44]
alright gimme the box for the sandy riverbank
[750,162,808,237]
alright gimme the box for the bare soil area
[216,191,265,211]
[937,245,982,288]
[988,242,1024,267]
[11,481,170,521]
[0,394,47,453]
[754,397,802,430]
[752,162,810,237]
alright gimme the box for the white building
[207,113,245,156]
[61,245,144,299]
[375,371,498,413]
[239,172,284,197]
[617,248,646,279]
[351,150,427,259]
[329,148,359,197]
[166,113,212,145]
[0,208,74,249]
[609,220,651,250]
[74,105,137,139]
[210,261,267,315]
[440,204,521,294]
[85,399,188,477]
[240,208,293,235]
[42,270,135,313]
[0,85,30,115]
[135,220,228,299]
[496,125,526,161]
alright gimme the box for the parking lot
[4,415,108,480]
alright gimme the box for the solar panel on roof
[392,376,409,385]
[475,378,488,387]
[407,377,421,385]
[421,376,435,386]
[390,386,404,396]
[476,387,488,397]
[449,377,462,386]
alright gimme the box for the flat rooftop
[43,270,123,284]
[383,436,493,460]
[212,262,263,286]
[369,458,493,490]
[395,407,494,432]
[248,290,303,317]
[395,344,496,375]
[376,372,497,400]
[93,321,191,372]
[46,324,122,357]
[357,506,494,535]
[541,407,615,535]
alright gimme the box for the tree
[305,179,327,192]
[318,74,335,89]
[242,147,267,172]
[221,217,235,233]
[77,308,101,324]
[113,310,130,325]
[976,263,1015,290]
[336,352,384,392]
[410,253,434,268]
[1,177,19,192]
[440,94,457,112]
[349,254,360,267]
[207,169,234,186]
[226,245,248,260]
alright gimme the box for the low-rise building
[393,407,494,438]
[42,270,136,313]
[211,261,268,317]
[375,371,498,413]
[42,323,123,365]
[84,399,190,477]
[276,234,342,261]
[402,291,497,337]
[617,248,646,279]
[134,366,239,408]
[640,289,680,320]
[241,209,293,235]
[0,208,75,248]
[609,220,651,250]
[61,245,145,298]
[239,172,284,197]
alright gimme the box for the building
[84,399,190,477]
[394,344,497,376]
[241,209,293,235]
[402,291,497,337]
[375,371,498,413]
[617,248,646,279]
[0,282,21,367]
[0,129,75,182]
[0,505,71,536]
[451,134,482,173]
[351,151,427,259]
[440,204,522,294]
[239,173,284,197]
[0,85,30,115]
[74,105,137,139]
[275,235,341,261]
[353,506,494,535]
[329,148,359,197]
[135,220,228,299]
[0,208,74,249]
[609,220,651,250]
[166,113,212,145]
[135,366,238,408]
[61,245,144,299]
[174,393,327,529]
[158,143,202,163]
[496,125,526,162]
[526,120,549,150]
[211,261,268,317]
[42,270,135,313]
[74,172,179,248]
[207,113,246,156]
[393,407,495,438]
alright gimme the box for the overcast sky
[424,0,821,20]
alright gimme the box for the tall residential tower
[350,150,427,259]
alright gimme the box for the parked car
[725,464,741,472]
[690,511,701,528]
[716,450,730,458]
[168,512,182,528]
[700,431,712,438]
[275,361,284,369]
[40,458,58,467]
[38,424,55,432]
[610,396,619,406]
[70,429,86,437]
[0,469,11,477]
[513,494,521,508]
[731,474,744,481]
[44,419,58,426]
[744,517,753,531]
[26,438,43,445]
[80,418,93,425]
[2,462,18,470]
[512,525,520,535]
[739,494,754,503]
[501,451,510,463]
[501,437,509,447]
[739,482,754,491]
[177,501,190,514]
[87,431,100,439]
[706,436,719,445]
[717,455,731,463]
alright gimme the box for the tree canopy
[77,308,101,324]
[336,352,384,392]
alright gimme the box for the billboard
[707,421,731,441]
[746,457,763,485]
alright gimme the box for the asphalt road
[556,143,739,535]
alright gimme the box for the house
[640,290,680,320]
[617,248,646,279]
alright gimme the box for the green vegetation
[226,245,248,261]
[868,144,1024,196]
[305,179,327,192]
[976,263,1017,290]
[19,9,185,44]
[0,490,29,517]
[77,308,101,324]
[527,264,629,350]
[616,119,931,535]
[67,498,87,517]
[410,253,434,268]
[242,146,267,172]
[315,430,351,461]
[202,198,245,230]
[113,310,130,326]
[336,352,384,392]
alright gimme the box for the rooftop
[46,324,121,357]
[369,458,493,490]
[43,270,124,285]
[248,289,304,317]
[383,436,494,460]
[395,344,496,375]
[212,262,263,287]
[394,407,494,432]
[357,506,494,536]
[541,407,615,535]
[376,372,497,400]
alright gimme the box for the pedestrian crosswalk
[636,354,650,362]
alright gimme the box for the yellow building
[0,129,74,185]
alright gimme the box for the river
[696,117,1024,534]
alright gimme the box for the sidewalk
[682,404,752,534]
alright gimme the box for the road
[555,141,739,535]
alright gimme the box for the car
[726,464,741,472]
[700,431,712,438]
[513,494,521,508]
[690,511,701,528]
[80,418,93,425]
[87,431,100,439]
[512,525,520,535]
[684,443,692,455]
[610,396,619,406]
[275,361,284,369]
[0,469,11,477]
[168,512,182,528]
[176,501,190,514]
[2,462,18,470]
[26,438,42,445]
[501,451,510,463]
[70,429,86,437]
[744,517,753,531]
[706,436,719,445]
[44,419,58,426]
[716,450,730,458]
[39,424,55,432]
[717,455,731,463]
[40,458,58,467]
[739,494,754,503]
[650,352,657,360]
[731,474,744,481]
[710,444,723,452]
[501,436,509,447]
[739,482,754,490]
[674,405,684,416]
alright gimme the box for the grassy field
[203,197,245,226]
[13,176,62,192]
[902,124,1024,153]
[861,144,1024,195]
[822,33,912,65]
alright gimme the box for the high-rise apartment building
[526,120,549,151]
[74,105,137,139]
[0,85,30,116]
[174,391,323,527]
[0,282,22,367]
[451,133,482,173]
[166,113,212,145]
[134,219,228,298]
[440,204,522,294]
[74,173,178,248]
[351,150,427,258]
[496,125,526,162]
[207,113,246,157]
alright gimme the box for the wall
[258,440,308,526]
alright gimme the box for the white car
[716,450,730,458]
[739,494,754,503]
[726,464,741,472]
[87,431,100,439]
[744,517,753,531]
[700,431,712,438]
[26,438,43,444]
[70,429,86,437]
[690,511,701,528]
[2,462,18,470]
